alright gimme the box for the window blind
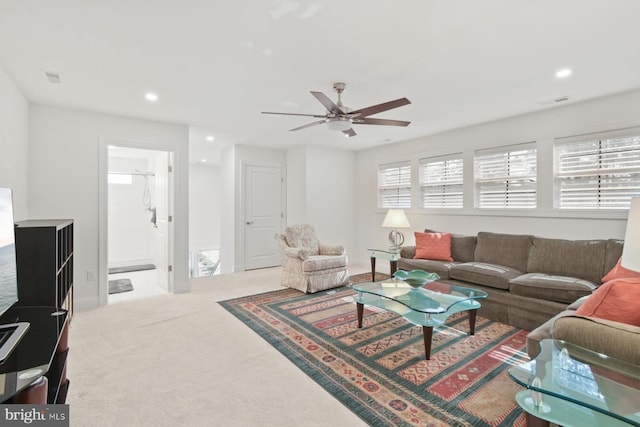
[419,154,463,208]
[475,143,537,208]
[378,161,411,208]
[555,133,640,209]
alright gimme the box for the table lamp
[621,197,640,272]
[382,209,411,250]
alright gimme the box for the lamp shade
[381,209,410,229]
[621,197,640,272]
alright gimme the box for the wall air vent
[537,95,569,106]
[44,71,61,84]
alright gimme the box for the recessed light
[145,92,159,102]
[206,135,214,142]
[555,69,572,79]
[201,159,207,163]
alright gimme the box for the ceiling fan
[262,82,411,137]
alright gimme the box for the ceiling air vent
[43,71,61,84]
[537,95,569,106]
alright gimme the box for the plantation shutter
[555,129,640,209]
[378,161,411,208]
[475,143,537,208]
[420,154,463,208]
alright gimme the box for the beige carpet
[67,266,370,427]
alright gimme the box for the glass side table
[367,248,401,281]
[509,339,640,427]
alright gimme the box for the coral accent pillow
[575,278,640,326]
[602,257,640,282]
[413,232,453,261]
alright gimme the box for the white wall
[108,157,156,267]
[0,64,29,220]
[28,104,189,310]
[355,89,640,266]
[300,146,357,258]
[219,146,235,274]
[285,147,306,224]
[188,163,220,253]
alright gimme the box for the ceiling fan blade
[289,120,326,131]
[343,128,357,137]
[262,111,327,118]
[355,118,411,127]
[350,98,411,118]
[310,91,345,115]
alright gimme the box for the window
[108,173,133,185]
[419,154,463,208]
[378,161,411,208]
[475,143,537,208]
[555,130,640,209]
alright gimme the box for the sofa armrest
[400,246,416,259]
[552,315,640,366]
[319,244,345,256]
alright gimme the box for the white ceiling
[1,1,639,163]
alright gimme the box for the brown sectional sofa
[398,231,623,332]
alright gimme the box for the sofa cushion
[449,262,522,290]
[575,278,640,326]
[414,232,453,261]
[602,257,640,282]
[527,237,606,284]
[604,239,624,278]
[451,235,477,263]
[474,232,532,272]
[396,258,457,279]
[423,229,476,262]
[509,273,596,304]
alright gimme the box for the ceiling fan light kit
[326,117,353,132]
[262,82,411,138]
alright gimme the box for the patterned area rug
[220,276,528,427]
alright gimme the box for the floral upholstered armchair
[275,224,349,293]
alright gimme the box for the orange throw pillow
[575,278,640,326]
[413,232,453,261]
[602,257,640,282]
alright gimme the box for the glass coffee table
[351,279,487,359]
[509,339,640,427]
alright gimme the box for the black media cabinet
[0,306,69,404]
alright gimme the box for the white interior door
[244,164,283,270]
[154,152,171,290]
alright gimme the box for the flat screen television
[0,187,29,364]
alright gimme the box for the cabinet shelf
[15,219,74,317]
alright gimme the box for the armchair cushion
[285,224,320,255]
[319,244,345,256]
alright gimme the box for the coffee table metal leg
[468,309,478,335]
[390,260,397,277]
[422,326,433,359]
[357,303,364,328]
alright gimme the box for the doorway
[105,146,173,304]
